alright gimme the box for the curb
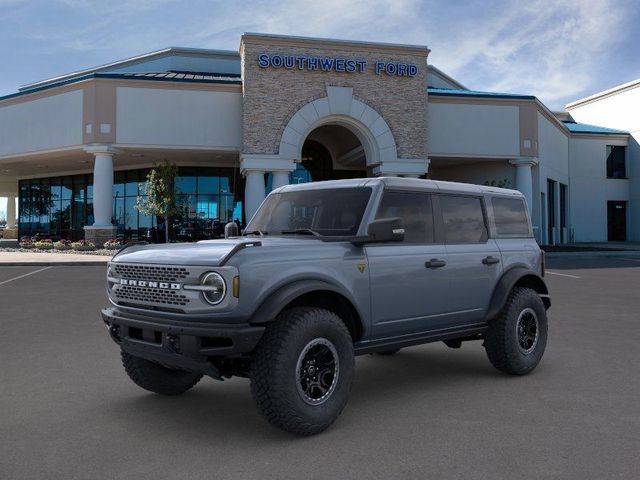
[545,251,640,258]
[0,261,109,266]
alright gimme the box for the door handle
[482,256,500,265]
[425,259,447,268]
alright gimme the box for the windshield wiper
[243,229,267,237]
[280,228,322,237]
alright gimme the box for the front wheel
[250,307,354,435]
[484,287,548,375]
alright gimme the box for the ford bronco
[102,177,550,435]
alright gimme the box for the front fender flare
[248,279,358,324]
[485,267,550,321]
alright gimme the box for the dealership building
[0,33,638,244]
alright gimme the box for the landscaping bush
[70,239,96,251]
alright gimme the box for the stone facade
[240,34,429,161]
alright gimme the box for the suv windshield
[246,187,372,237]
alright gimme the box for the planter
[74,246,96,251]
[35,244,54,250]
[103,245,121,250]
[54,245,72,251]
[19,244,34,249]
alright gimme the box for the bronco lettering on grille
[119,279,181,290]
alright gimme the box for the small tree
[136,161,180,243]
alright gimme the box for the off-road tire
[121,351,202,395]
[250,307,355,436]
[485,287,548,375]
[376,348,402,356]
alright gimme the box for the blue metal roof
[428,87,535,100]
[0,71,242,102]
[562,121,628,135]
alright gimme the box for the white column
[6,195,16,228]
[510,158,538,216]
[244,170,266,222]
[271,171,290,190]
[241,154,295,222]
[83,145,119,244]
[90,151,115,227]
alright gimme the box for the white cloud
[427,0,632,107]
[2,0,636,109]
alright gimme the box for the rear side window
[440,195,487,244]
[376,191,434,243]
[492,197,530,237]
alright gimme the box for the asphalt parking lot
[1,257,639,479]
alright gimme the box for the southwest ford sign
[257,53,418,77]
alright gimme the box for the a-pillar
[510,158,538,217]
[84,145,119,246]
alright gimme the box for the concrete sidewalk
[0,251,111,266]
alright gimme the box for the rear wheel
[250,307,354,436]
[121,351,202,395]
[484,287,548,375]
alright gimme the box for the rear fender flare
[485,267,550,321]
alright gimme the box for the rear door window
[376,191,434,243]
[492,197,530,237]
[440,195,487,244]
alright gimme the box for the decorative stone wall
[240,34,429,161]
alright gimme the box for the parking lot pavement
[1,258,639,480]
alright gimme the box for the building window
[18,167,244,242]
[606,145,626,179]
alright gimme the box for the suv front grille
[113,264,189,282]
[115,285,190,307]
[110,263,192,309]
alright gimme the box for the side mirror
[358,217,405,244]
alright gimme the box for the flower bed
[33,240,54,250]
[70,240,96,251]
[54,239,73,251]
[103,238,123,250]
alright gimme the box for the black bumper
[101,307,265,377]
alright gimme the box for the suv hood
[111,237,323,266]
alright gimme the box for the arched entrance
[296,124,368,183]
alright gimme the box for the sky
[1,0,640,218]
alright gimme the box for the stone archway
[278,86,398,169]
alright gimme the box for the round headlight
[201,272,226,305]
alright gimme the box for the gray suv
[102,177,550,435]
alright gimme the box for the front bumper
[101,307,265,377]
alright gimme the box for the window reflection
[18,167,245,242]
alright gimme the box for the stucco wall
[568,136,629,242]
[0,90,83,157]
[240,37,428,159]
[427,102,520,157]
[535,113,570,243]
[115,87,242,148]
[568,86,639,241]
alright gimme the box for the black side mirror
[358,217,405,244]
